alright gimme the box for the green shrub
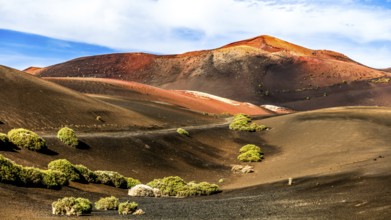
[0,154,67,188]
[0,154,22,183]
[229,114,267,132]
[147,176,220,197]
[48,159,82,182]
[52,197,92,216]
[57,127,79,147]
[95,170,128,188]
[7,128,46,151]
[127,177,141,188]
[238,150,263,162]
[176,128,189,136]
[95,196,119,210]
[41,170,68,188]
[238,144,263,162]
[147,176,187,196]
[118,201,138,215]
[239,144,261,153]
[0,133,8,145]
[177,181,220,197]
[47,159,139,188]
[371,77,390,83]
[74,164,98,183]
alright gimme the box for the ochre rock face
[37,35,388,108]
[23,66,44,75]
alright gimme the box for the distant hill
[36,35,390,110]
[23,66,44,75]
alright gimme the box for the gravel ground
[2,172,389,219]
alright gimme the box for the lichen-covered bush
[147,176,220,197]
[176,128,189,136]
[95,196,119,210]
[118,201,138,215]
[7,128,46,151]
[52,197,92,216]
[0,154,67,189]
[237,144,263,162]
[229,114,267,132]
[57,127,79,147]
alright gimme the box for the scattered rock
[128,184,161,197]
[231,165,254,173]
[133,209,145,215]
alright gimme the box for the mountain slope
[0,65,162,132]
[43,77,272,116]
[36,35,389,109]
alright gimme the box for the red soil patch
[44,77,272,116]
[221,35,313,55]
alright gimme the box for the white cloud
[0,0,391,68]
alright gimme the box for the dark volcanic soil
[1,173,390,219]
[0,107,390,219]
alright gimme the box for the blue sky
[0,0,391,70]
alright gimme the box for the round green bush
[95,196,119,210]
[177,181,220,197]
[148,176,220,197]
[237,149,262,162]
[7,128,46,151]
[147,176,187,196]
[48,159,82,182]
[176,128,189,136]
[74,164,98,183]
[239,144,261,154]
[118,201,138,215]
[229,114,267,132]
[41,170,68,188]
[52,197,92,216]
[57,127,78,147]
[95,170,128,188]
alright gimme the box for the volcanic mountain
[36,35,391,110]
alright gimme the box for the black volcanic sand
[0,173,390,219]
